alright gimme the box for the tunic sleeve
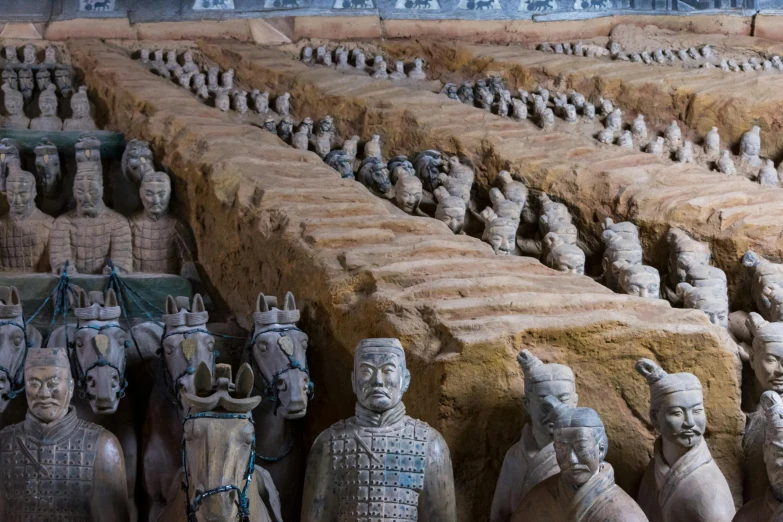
[419,430,457,522]
[49,215,72,274]
[301,430,336,522]
[110,214,133,273]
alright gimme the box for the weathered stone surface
[198,41,783,309]
[67,39,743,520]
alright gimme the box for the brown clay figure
[157,362,284,522]
[512,404,648,522]
[491,350,577,522]
[17,67,33,103]
[54,67,73,97]
[141,294,216,522]
[34,137,63,201]
[29,85,62,132]
[121,139,155,186]
[50,161,132,275]
[301,338,457,522]
[64,86,98,131]
[0,138,21,191]
[635,358,735,522]
[0,85,29,129]
[247,292,313,522]
[0,169,53,272]
[130,169,196,274]
[0,347,129,521]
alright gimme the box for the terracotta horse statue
[0,286,42,427]
[158,362,283,522]
[48,288,157,522]
[247,291,313,522]
[141,294,217,522]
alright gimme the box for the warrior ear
[747,312,768,337]
[192,294,205,313]
[235,363,254,399]
[79,289,91,309]
[761,391,783,411]
[165,295,178,315]
[105,289,118,308]
[284,292,296,311]
[9,287,20,306]
[194,362,212,396]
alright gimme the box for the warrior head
[38,85,58,118]
[762,391,783,499]
[140,169,171,219]
[35,69,51,92]
[71,86,91,119]
[73,162,105,218]
[24,348,74,424]
[747,313,783,395]
[635,359,705,450]
[352,338,410,414]
[549,405,607,490]
[433,187,466,234]
[121,139,154,186]
[480,208,517,256]
[2,85,23,116]
[394,174,423,214]
[6,169,37,220]
[618,264,660,298]
[518,350,577,447]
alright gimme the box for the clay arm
[255,467,284,522]
[301,430,336,522]
[109,215,133,274]
[419,431,457,522]
[49,216,75,274]
[490,450,520,522]
[92,431,130,522]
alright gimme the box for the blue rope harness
[181,412,255,522]
[159,327,219,406]
[70,323,129,400]
[0,319,30,401]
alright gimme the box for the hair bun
[635,358,667,385]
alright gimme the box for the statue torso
[0,409,104,521]
[129,213,180,274]
[53,207,129,273]
[0,209,53,272]
[327,415,431,522]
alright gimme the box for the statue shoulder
[102,207,130,223]
[53,209,78,226]
[90,422,123,465]
[0,421,22,443]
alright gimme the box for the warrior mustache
[675,426,702,438]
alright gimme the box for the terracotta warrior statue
[0,139,21,192]
[0,169,53,272]
[635,358,735,522]
[511,404,647,522]
[50,161,132,275]
[63,86,98,131]
[0,348,129,521]
[0,85,29,130]
[30,85,62,132]
[433,186,467,234]
[491,350,577,522]
[54,67,73,97]
[301,338,457,522]
[734,391,783,521]
[121,139,155,186]
[34,137,63,200]
[394,174,425,215]
[129,169,195,274]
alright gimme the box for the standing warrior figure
[63,86,98,131]
[0,348,129,521]
[634,358,735,522]
[50,161,132,275]
[301,338,457,522]
[0,85,29,130]
[512,404,647,522]
[30,85,62,132]
[129,169,195,274]
[491,350,577,522]
[0,169,53,272]
[121,139,154,186]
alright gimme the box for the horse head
[0,286,40,412]
[181,362,262,522]
[161,294,215,405]
[71,288,128,414]
[248,291,311,419]
[358,158,392,198]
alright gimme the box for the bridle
[0,319,30,401]
[159,327,217,406]
[69,322,129,401]
[181,412,255,522]
[245,325,314,415]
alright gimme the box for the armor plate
[329,416,430,522]
[0,414,103,521]
[0,209,53,272]
[130,214,181,274]
[49,208,132,274]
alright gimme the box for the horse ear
[79,289,90,309]
[9,287,19,306]
[192,294,205,313]
[105,289,118,308]
[165,295,178,315]
[235,363,254,398]
[194,361,212,396]
[284,292,296,311]
[256,293,266,313]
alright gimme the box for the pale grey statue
[635,359,735,522]
[741,126,763,169]
[301,338,457,522]
[29,85,62,132]
[664,121,682,149]
[433,186,467,234]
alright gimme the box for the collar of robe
[24,406,79,444]
[354,401,406,428]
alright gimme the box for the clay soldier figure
[0,348,129,521]
[30,85,62,132]
[35,68,51,92]
[0,85,29,130]
[0,169,54,272]
[2,66,18,90]
[734,391,783,521]
[17,67,33,103]
[22,44,36,65]
[129,169,195,274]
[512,404,648,522]
[301,338,457,522]
[635,358,735,522]
[64,86,98,131]
[44,45,57,65]
[491,350,577,522]
[54,67,73,97]
[181,50,199,75]
[4,45,18,64]
[394,174,424,215]
[50,161,132,275]
[34,137,63,201]
[0,139,21,192]
[121,139,154,186]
